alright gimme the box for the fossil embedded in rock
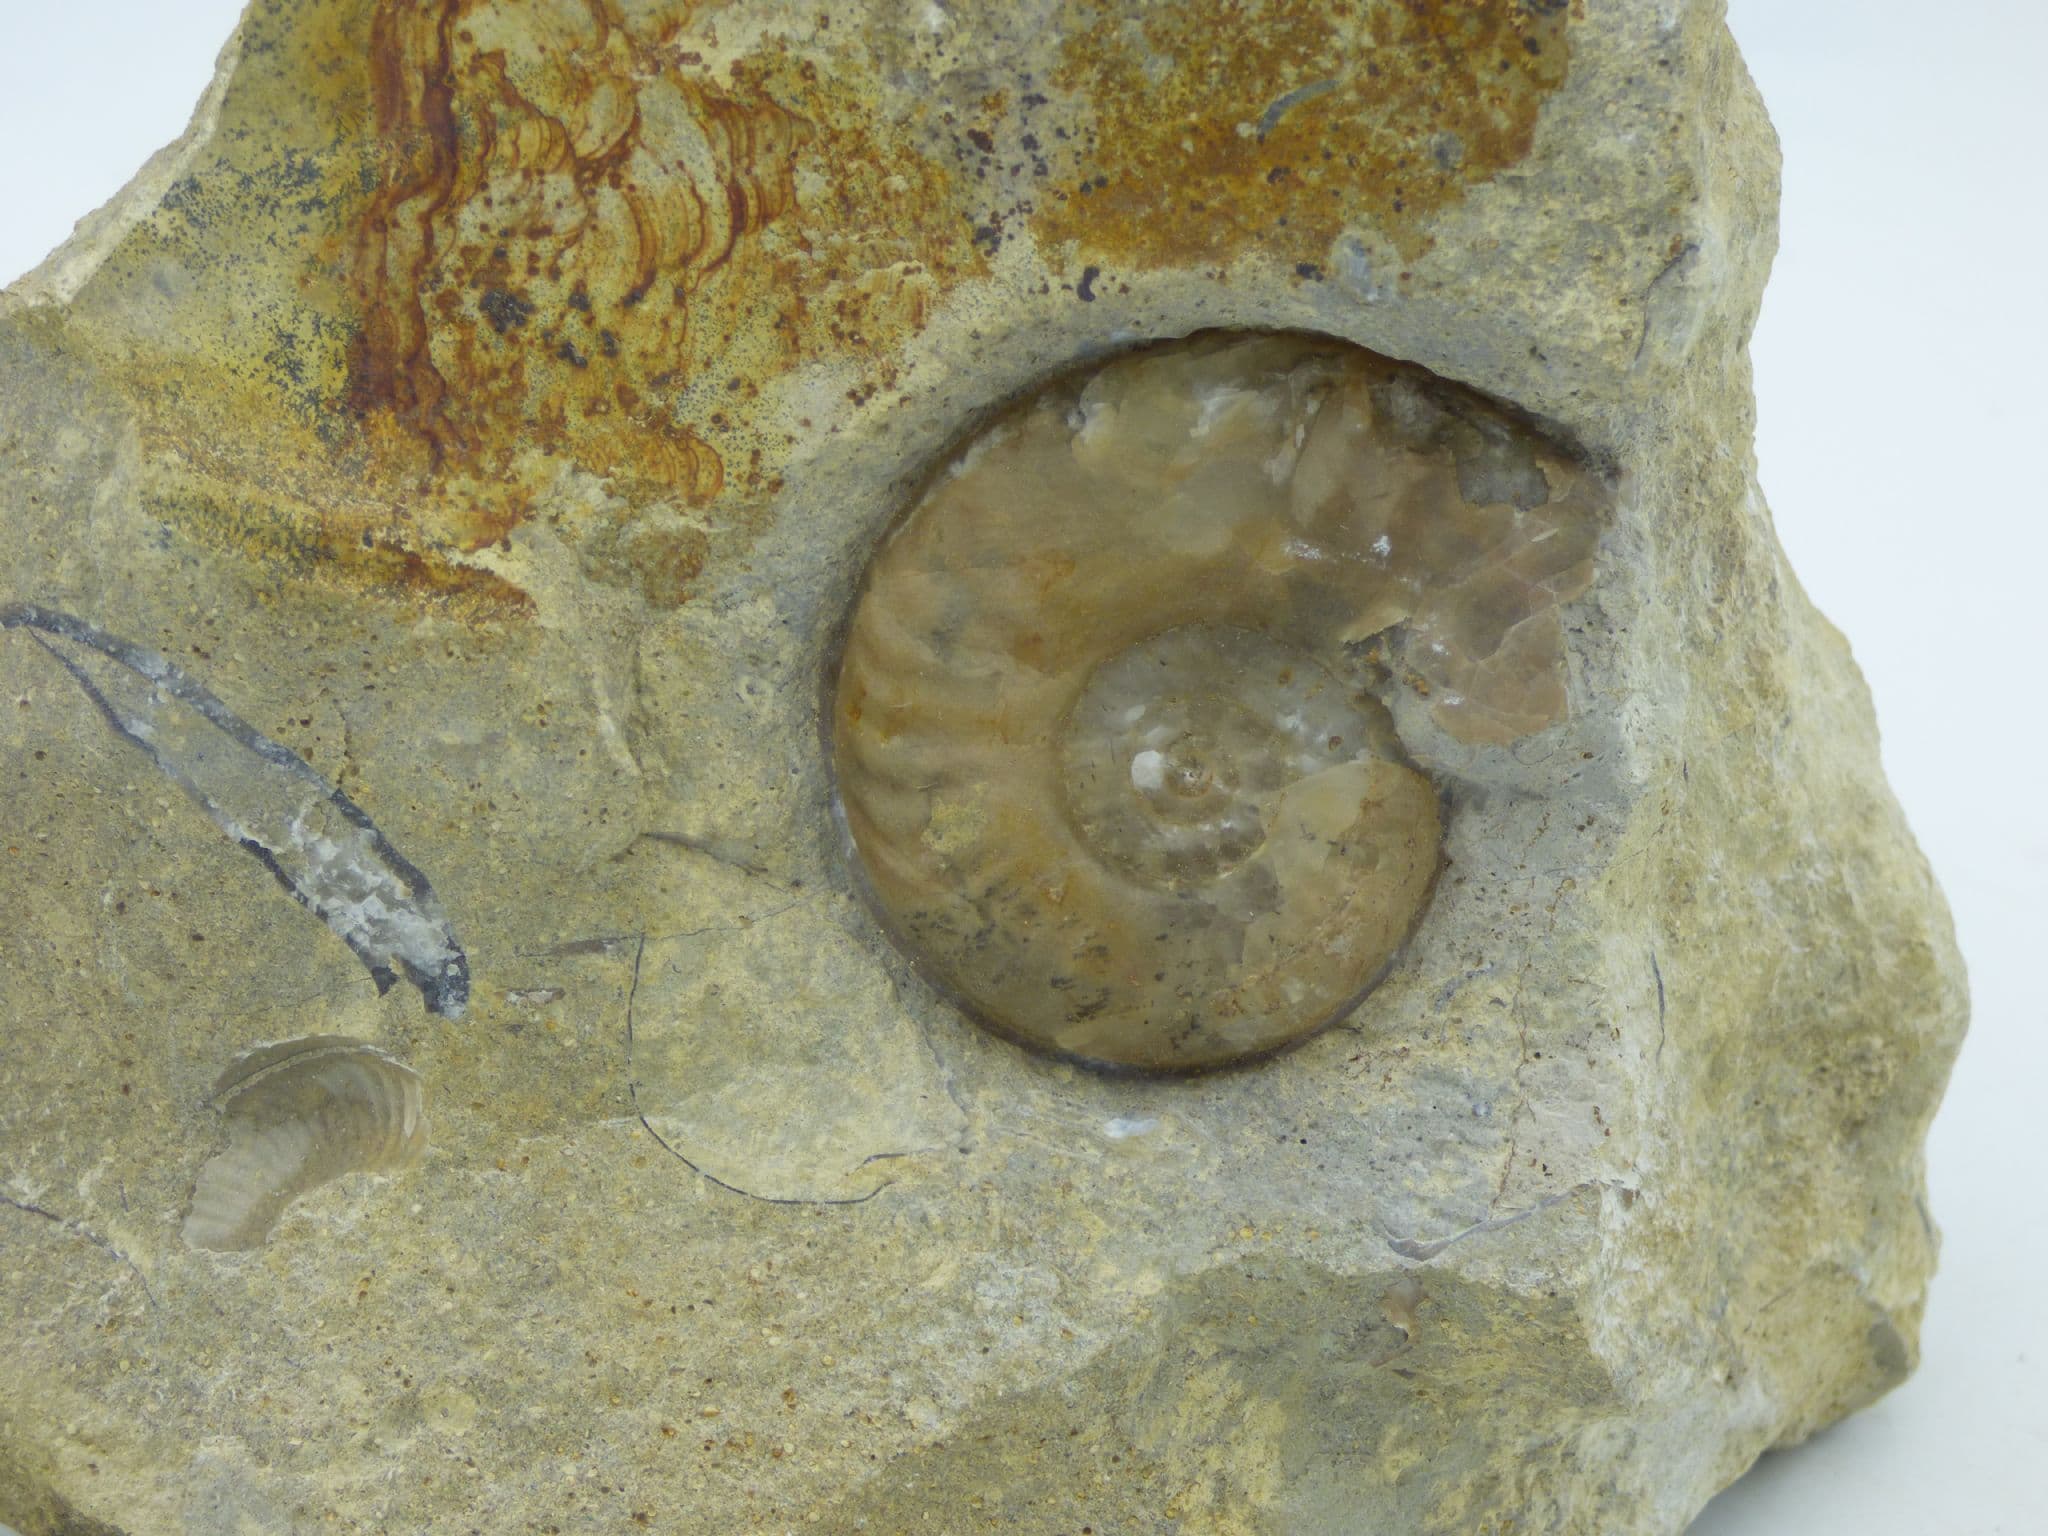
[0,604,471,1018]
[2,3,1976,1527]
[831,333,1606,1071]
[182,1037,427,1252]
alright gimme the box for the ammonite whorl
[832,334,1602,1070]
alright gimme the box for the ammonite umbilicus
[832,333,1604,1070]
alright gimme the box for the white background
[1,3,2042,1531]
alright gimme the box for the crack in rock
[1388,1179,1623,1263]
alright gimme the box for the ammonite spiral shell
[832,333,1603,1071]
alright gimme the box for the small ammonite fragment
[831,333,1603,1070]
[182,1036,427,1251]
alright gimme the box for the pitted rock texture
[0,2,1964,1534]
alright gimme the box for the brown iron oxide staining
[345,0,757,509]
[56,0,979,620]
[334,0,982,596]
[1036,0,1575,269]
[346,0,466,463]
[62,0,1566,620]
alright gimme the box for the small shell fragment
[182,1037,427,1252]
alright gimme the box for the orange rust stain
[333,0,980,591]
[346,0,463,461]
[52,0,982,620]
[1035,0,1573,269]
[342,0,797,511]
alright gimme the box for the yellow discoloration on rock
[34,0,1576,619]
[55,0,983,616]
[1035,0,1574,271]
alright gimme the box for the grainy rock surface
[0,2,1965,1533]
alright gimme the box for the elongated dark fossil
[2,602,469,1017]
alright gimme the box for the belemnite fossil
[0,604,469,1018]
[832,333,1604,1070]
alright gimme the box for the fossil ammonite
[831,333,1604,1070]
[183,1036,427,1251]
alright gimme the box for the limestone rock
[0,2,1964,1533]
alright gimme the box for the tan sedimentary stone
[0,2,1964,1533]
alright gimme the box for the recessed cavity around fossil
[830,332,1607,1071]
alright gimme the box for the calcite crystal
[0,3,1964,1533]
